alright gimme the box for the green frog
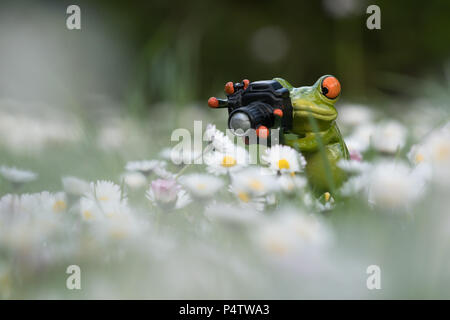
[274,75,349,195]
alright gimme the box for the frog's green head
[288,75,341,133]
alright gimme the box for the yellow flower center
[249,179,264,191]
[98,196,109,201]
[324,192,331,202]
[238,192,250,203]
[105,212,117,218]
[52,200,67,213]
[111,229,126,239]
[267,240,287,256]
[221,155,237,167]
[197,183,207,190]
[415,153,424,163]
[278,159,290,170]
[437,145,450,161]
[82,210,93,220]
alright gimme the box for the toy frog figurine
[274,75,349,194]
[207,75,349,195]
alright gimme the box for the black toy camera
[208,79,293,139]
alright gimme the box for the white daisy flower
[368,161,425,210]
[230,167,278,197]
[80,182,130,222]
[121,171,147,190]
[204,123,219,142]
[228,184,268,211]
[87,180,123,203]
[146,179,179,204]
[372,120,407,154]
[204,124,235,153]
[407,143,428,166]
[204,146,249,175]
[179,174,224,199]
[262,144,306,174]
[80,197,102,221]
[62,176,90,196]
[38,191,68,214]
[146,179,191,209]
[125,160,165,175]
[0,166,37,184]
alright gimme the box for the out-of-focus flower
[345,123,376,153]
[87,180,123,203]
[154,166,177,180]
[0,166,37,184]
[372,121,407,154]
[338,104,375,128]
[39,191,68,214]
[159,147,201,166]
[322,0,361,18]
[146,179,191,209]
[337,159,372,174]
[228,168,278,211]
[340,174,368,197]
[349,149,363,162]
[80,196,102,221]
[0,103,82,154]
[97,124,125,150]
[62,176,90,196]
[277,174,307,195]
[408,125,450,185]
[262,145,306,174]
[179,174,223,199]
[125,160,166,176]
[250,26,289,64]
[80,181,129,221]
[121,171,147,190]
[254,208,332,260]
[204,146,249,176]
[147,179,179,204]
[0,192,70,264]
[231,167,278,197]
[368,161,425,210]
[205,202,261,225]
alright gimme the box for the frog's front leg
[284,127,336,153]
[283,132,320,153]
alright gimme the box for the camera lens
[228,112,251,136]
[228,102,274,136]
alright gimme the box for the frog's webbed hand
[286,132,320,153]
[273,77,294,92]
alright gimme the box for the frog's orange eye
[321,76,341,99]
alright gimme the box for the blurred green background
[1,0,449,111]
